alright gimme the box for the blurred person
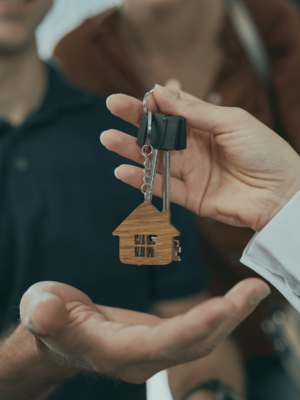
[0,2,268,400]
[54,0,300,398]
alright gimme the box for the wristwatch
[181,380,246,400]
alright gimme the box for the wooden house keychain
[113,89,187,266]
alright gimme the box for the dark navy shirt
[0,65,207,400]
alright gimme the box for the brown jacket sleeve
[54,8,143,98]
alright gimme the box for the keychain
[113,90,186,266]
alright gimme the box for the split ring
[143,89,154,116]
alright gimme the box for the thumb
[20,282,68,337]
[153,84,253,135]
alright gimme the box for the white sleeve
[240,190,300,313]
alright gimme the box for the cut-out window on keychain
[135,235,157,258]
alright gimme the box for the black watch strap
[181,380,246,400]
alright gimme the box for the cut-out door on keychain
[113,89,186,266]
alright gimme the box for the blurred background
[36,0,121,60]
[36,0,300,61]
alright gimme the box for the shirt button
[206,91,223,106]
[13,156,30,173]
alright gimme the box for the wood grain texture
[113,202,181,265]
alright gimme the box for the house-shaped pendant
[113,202,181,266]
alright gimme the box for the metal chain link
[140,93,158,203]
[141,143,154,199]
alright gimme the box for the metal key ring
[146,110,152,146]
[143,89,154,116]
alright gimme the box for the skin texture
[102,86,300,232]
[0,278,270,399]
[0,0,52,54]
[0,0,52,125]
[18,280,269,382]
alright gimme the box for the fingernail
[114,167,120,179]
[106,94,116,108]
[100,131,107,145]
[154,84,177,100]
[250,287,271,306]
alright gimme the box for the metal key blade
[145,149,158,204]
[163,151,170,215]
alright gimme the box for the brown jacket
[55,0,300,358]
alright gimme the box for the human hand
[20,279,270,384]
[186,392,217,400]
[102,86,300,232]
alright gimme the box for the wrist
[2,324,77,386]
[259,185,300,232]
[24,327,80,382]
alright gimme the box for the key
[113,90,185,265]
[141,111,159,204]
[136,111,158,256]
[137,113,186,151]
[162,149,181,262]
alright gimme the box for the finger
[101,129,192,180]
[20,284,68,336]
[152,85,253,135]
[224,278,271,324]
[177,278,271,363]
[113,297,236,383]
[165,78,182,90]
[106,89,204,129]
[20,282,95,336]
[115,164,188,207]
[107,94,159,128]
[152,297,235,354]
[98,297,235,382]
[207,278,271,344]
[96,305,160,325]
[90,292,248,380]
[162,86,206,104]
[101,129,148,167]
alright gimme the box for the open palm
[102,86,300,231]
[20,279,269,384]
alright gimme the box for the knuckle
[184,100,202,122]
[186,100,197,107]
[232,107,251,122]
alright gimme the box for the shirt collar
[0,63,98,132]
[41,62,97,113]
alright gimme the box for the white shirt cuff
[241,190,300,313]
